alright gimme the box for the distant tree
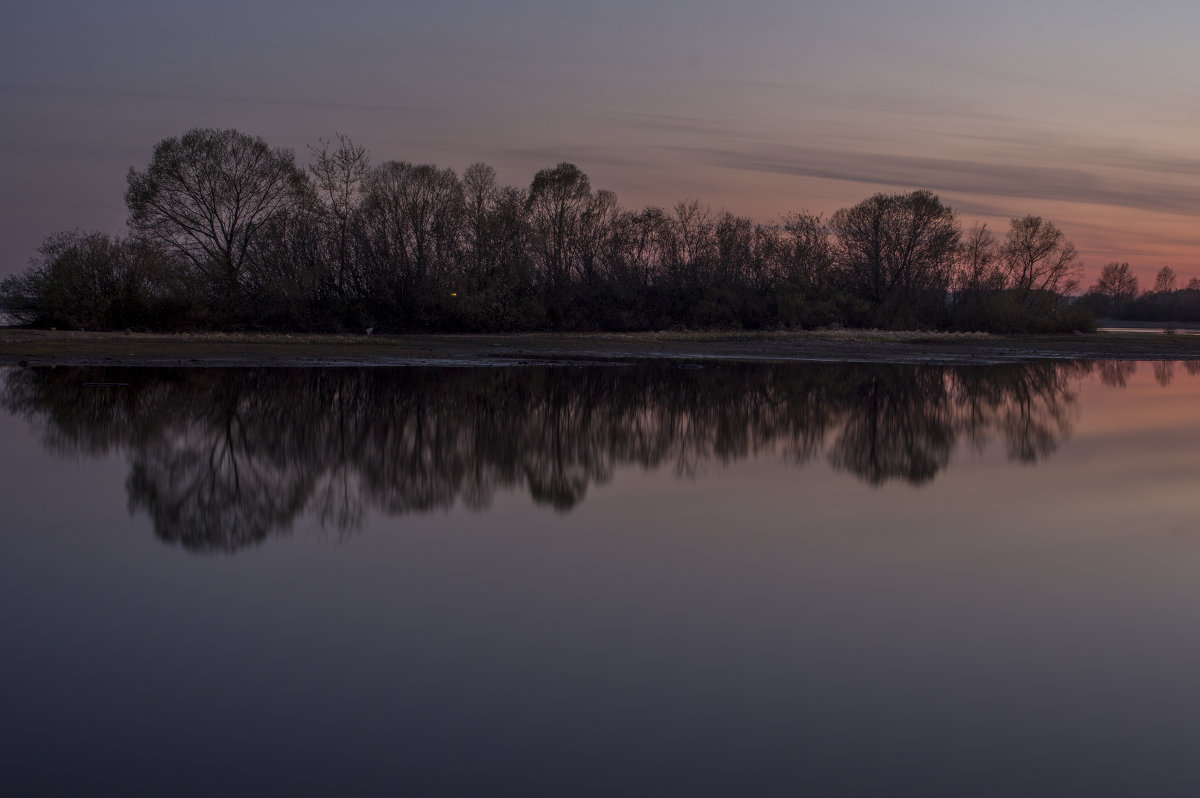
[1087,261,1140,316]
[125,128,309,301]
[829,190,959,325]
[1094,262,1139,301]
[1187,277,1200,291]
[1152,265,1178,294]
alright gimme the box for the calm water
[3,360,1200,796]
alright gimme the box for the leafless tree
[359,161,464,289]
[954,223,1005,293]
[999,215,1081,308]
[830,190,960,319]
[1090,262,1139,315]
[526,162,592,286]
[775,212,832,288]
[125,128,309,298]
[1152,265,1178,294]
[462,162,499,281]
[309,133,370,296]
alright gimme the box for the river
[2,360,1199,796]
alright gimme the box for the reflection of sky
[3,1,1200,285]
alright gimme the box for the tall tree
[125,128,308,298]
[308,133,370,298]
[526,162,592,287]
[359,162,464,290]
[829,190,959,321]
[462,162,499,282]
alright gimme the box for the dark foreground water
[3,360,1200,797]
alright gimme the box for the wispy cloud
[688,144,1200,216]
[500,145,650,171]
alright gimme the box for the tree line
[1081,263,1200,323]
[1,128,1094,333]
[3,361,1090,551]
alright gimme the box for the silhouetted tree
[1152,266,1178,295]
[830,190,959,327]
[526,162,592,291]
[1094,262,1139,307]
[125,128,310,307]
[1080,262,1140,319]
[308,133,371,302]
[1000,215,1080,311]
[358,161,465,324]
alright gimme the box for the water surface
[3,360,1200,796]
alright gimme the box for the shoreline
[5,328,1200,367]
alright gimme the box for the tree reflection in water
[3,361,1093,552]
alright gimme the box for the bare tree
[665,199,716,284]
[999,216,1081,308]
[125,128,309,298]
[1152,265,1178,294]
[309,134,370,296]
[829,190,960,319]
[1090,262,1139,316]
[526,162,592,287]
[359,161,464,290]
[778,212,832,289]
[954,223,1004,293]
[462,162,499,282]
[577,189,620,284]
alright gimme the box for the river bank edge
[4,327,1200,367]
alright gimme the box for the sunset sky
[3,0,1198,286]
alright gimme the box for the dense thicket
[1,128,1094,333]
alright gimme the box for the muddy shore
[4,328,1200,367]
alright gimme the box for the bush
[1,231,178,330]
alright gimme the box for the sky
[2,0,1199,287]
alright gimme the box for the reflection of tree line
[1096,359,1200,388]
[3,361,1094,552]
